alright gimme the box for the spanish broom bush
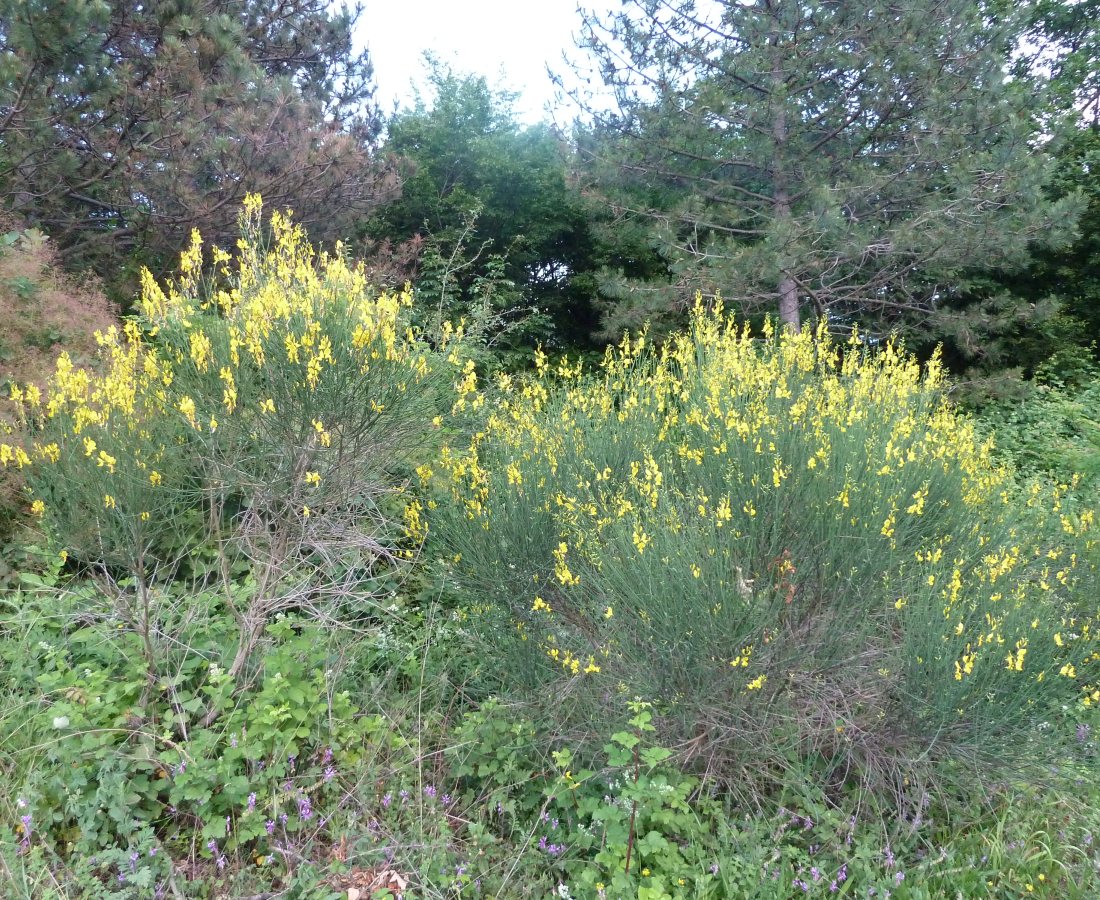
[430,301,1099,795]
[1,195,464,690]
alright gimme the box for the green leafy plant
[431,304,1100,798]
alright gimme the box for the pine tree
[574,0,1081,332]
[0,0,391,291]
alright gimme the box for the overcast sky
[357,0,614,123]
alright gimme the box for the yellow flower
[304,471,321,486]
[149,471,162,486]
[604,605,614,619]
[104,494,116,510]
[30,499,45,516]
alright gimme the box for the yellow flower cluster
[435,299,1098,713]
[3,195,450,565]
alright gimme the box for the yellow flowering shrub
[432,300,1099,788]
[2,196,460,681]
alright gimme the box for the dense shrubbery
[2,202,1099,897]
[2,194,464,706]
[979,362,1100,494]
[431,305,1099,791]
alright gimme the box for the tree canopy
[0,0,391,291]
[573,0,1082,333]
[366,63,608,350]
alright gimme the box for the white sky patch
[356,0,614,123]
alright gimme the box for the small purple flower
[803,816,814,830]
[206,839,218,855]
[441,793,453,806]
[884,846,896,868]
[297,794,313,821]
[230,734,238,749]
[1078,723,1091,743]
[280,812,288,825]
[265,819,275,834]
[322,747,334,764]
[382,792,392,809]
[247,792,256,812]
[894,871,905,885]
[424,785,437,799]
[323,766,336,783]
[811,867,821,882]
[149,847,158,857]
[20,814,32,839]
[216,853,227,871]
[399,789,410,804]
[710,863,719,875]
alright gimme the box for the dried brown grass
[1,220,118,533]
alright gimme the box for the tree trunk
[778,273,800,332]
[771,39,801,333]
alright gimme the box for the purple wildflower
[247,792,256,813]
